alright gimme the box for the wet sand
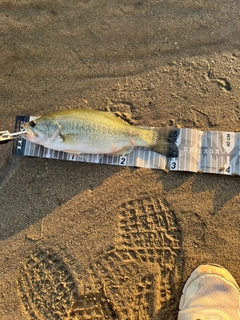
[0,1,240,319]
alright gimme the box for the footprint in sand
[77,197,182,320]
[18,248,116,320]
[18,250,77,320]
[18,197,181,320]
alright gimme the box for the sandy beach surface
[0,1,240,319]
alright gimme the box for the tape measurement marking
[119,155,127,166]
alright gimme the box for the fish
[22,109,179,157]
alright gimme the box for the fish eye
[29,121,36,128]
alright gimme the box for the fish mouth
[21,123,37,141]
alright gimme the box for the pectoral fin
[111,146,134,156]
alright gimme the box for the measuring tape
[12,116,240,176]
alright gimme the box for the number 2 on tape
[119,155,127,166]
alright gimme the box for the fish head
[23,117,60,145]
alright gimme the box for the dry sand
[0,1,240,319]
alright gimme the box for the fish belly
[49,139,132,155]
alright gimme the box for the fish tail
[151,127,179,157]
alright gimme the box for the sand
[0,1,240,319]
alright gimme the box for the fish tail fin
[151,127,179,157]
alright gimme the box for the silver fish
[22,109,179,157]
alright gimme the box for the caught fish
[22,109,179,157]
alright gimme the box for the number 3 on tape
[119,155,127,166]
[170,159,177,170]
